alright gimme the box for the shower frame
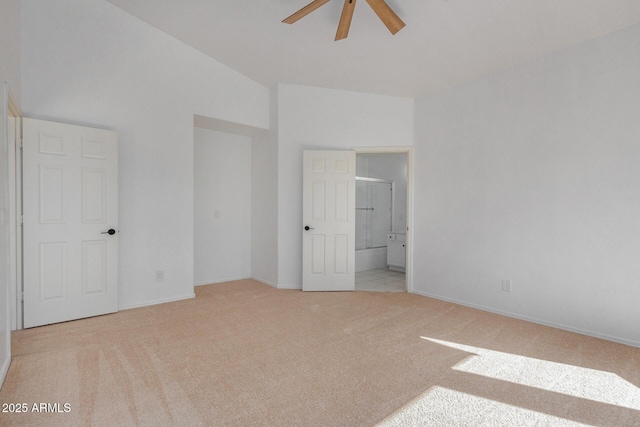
[355,176,395,250]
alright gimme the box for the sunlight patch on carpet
[378,386,590,427]
[422,337,640,411]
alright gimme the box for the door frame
[354,146,413,293]
[6,91,22,330]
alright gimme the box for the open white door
[22,118,118,328]
[302,150,355,291]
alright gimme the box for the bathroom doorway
[355,150,409,292]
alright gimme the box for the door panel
[23,118,118,328]
[82,168,107,223]
[40,242,66,300]
[39,165,66,223]
[82,240,107,294]
[303,150,355,291]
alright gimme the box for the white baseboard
[252,276,302,290]
[277,283,302,290]
[119,293,196,311]
[195,276,251,286]
[411,289,640,349]
[251,276,278,288]
[0,355,11,389]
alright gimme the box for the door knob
[304,226,314,231]
[101,229,117,235]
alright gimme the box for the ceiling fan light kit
[283,0,406,41]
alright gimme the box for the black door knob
[304,226,314,231]
[101,229,117,235]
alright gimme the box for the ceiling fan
[282,0,406,41]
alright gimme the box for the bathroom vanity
[387,233,406,272]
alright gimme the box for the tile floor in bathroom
[355,268,406,292]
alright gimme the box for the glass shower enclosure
[355,177,392,250]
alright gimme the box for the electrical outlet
[502,279,512,292]
[156,270,164,281]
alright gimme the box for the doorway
[193,126,252,286]
[354,149,411,292]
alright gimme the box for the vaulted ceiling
[106,0,640,98]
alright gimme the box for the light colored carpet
[1,279,639,426]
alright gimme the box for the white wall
[414,23,640,346]
[251,86,279,287]
[0,0,20,103]
[20,0,269,309]
[194,128,251,285]
[278,84,414,288]
[0,0,20,387]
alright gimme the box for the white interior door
[22,118,118,328]
[303,150,355,291]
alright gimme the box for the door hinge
[18,137,23,150]
[20,214,24,226]
[20,291,24,302]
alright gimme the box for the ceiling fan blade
[283,0,331,24]
[335,0,357,41]
[364,0,405,35]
